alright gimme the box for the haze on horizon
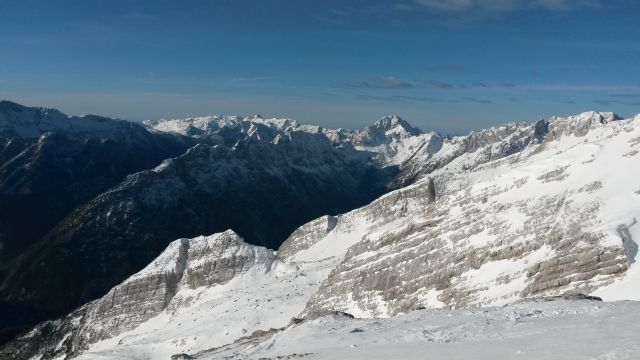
[1,0,639,133]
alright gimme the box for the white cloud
[344,76,413,89]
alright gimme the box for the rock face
[3,112,639,360]
[392,119,548,187]
[300,114,638,317]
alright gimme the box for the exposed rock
[300,115,638,317]
[278,215,339,261]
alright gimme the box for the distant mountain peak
[348,115,423,151]
[373,114,422,136]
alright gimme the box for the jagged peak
[372,114,422,135]
[145,114,302,138]
[246,114,264,120]
[549,111,623,124]
[545,111,626,139]
[130,229,251,281]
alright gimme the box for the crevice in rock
[618,219,638,264]
[163,239,191,308]
[426,177,436,203]
[326,216,338,233]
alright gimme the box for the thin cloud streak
[357,94,440,102]
[522,83,640,92]
[425,64,466,72]
[425,80,455,89]
[593,99,640,106]
[344,76,413,89]
[411,0,601,13]
[460,96,492,104]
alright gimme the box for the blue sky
[1,0,639,133]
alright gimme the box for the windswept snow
[200,299,640,360]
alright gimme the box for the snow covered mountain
[0,103,406,345]
[0,123,398,342]
[143,114,301,141]
[4,110,639,360]
[0,100,147,140]
[145,113,548,186]
[0,101,196,343]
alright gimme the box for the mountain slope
[4,111,639,360]
[0,128,396,341]
[0,228,344,360]
[0,101,194,343]
[197,299,640,360]
[0,101,194,264]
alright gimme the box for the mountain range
[0,101,639,359]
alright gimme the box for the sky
[0,0,639,133]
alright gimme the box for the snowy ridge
[0,100,145,140]
[391,119,547,186]
[145,113,435,166]
[143,114,301,141]
[142,112,543,172]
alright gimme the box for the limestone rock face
[547,111,621,138]
[278,215,338,261]
[300,114,638,317]
[394,119,548,187]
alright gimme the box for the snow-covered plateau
[1,108,640,360]
[196,298,640,360]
